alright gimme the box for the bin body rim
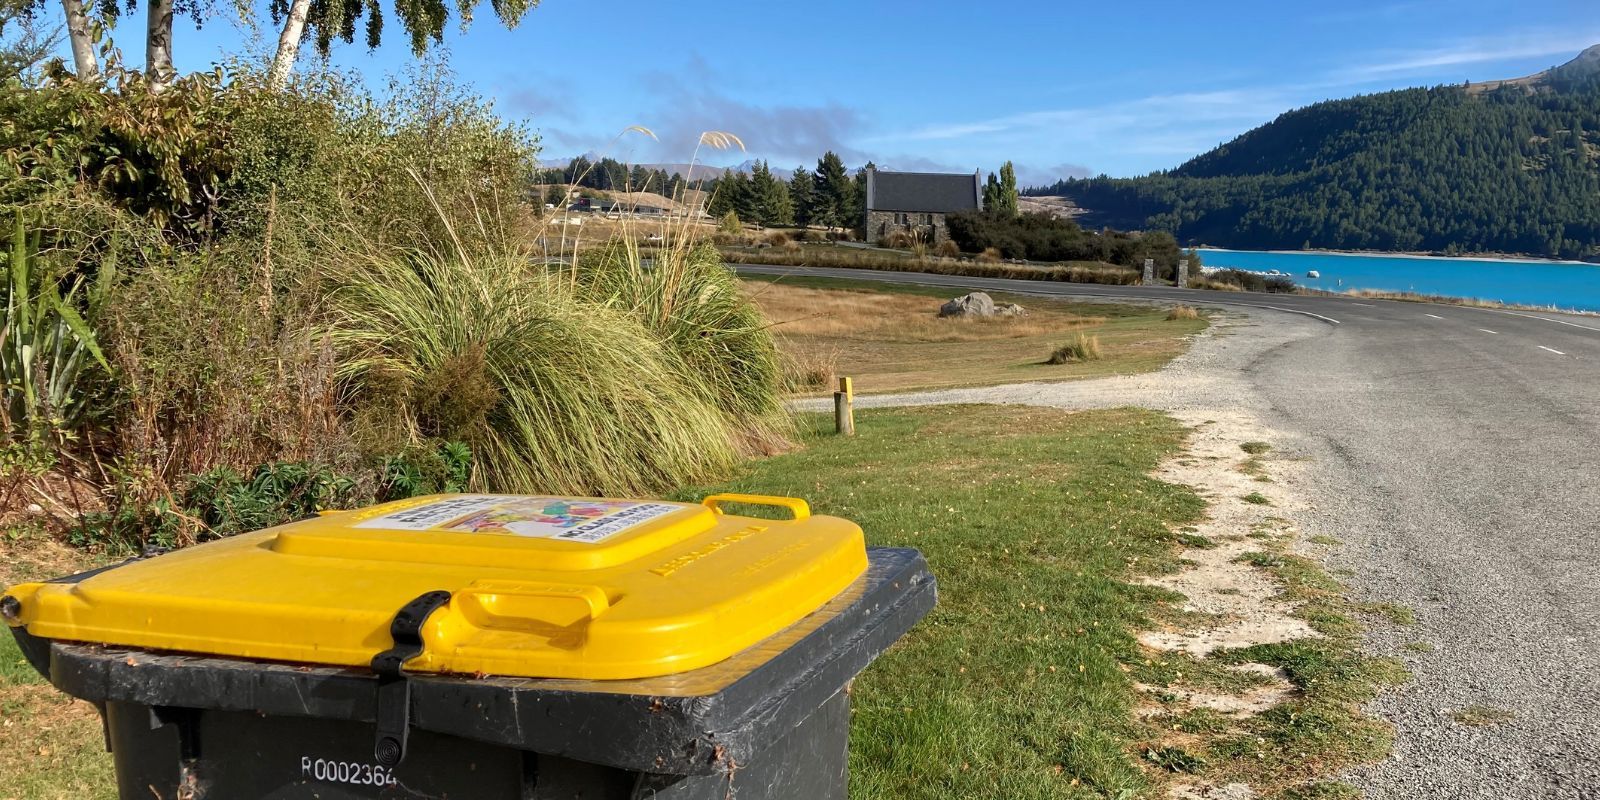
[16,547,936,777]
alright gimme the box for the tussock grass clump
[1240,441,1272,455]
[1047,333,1102,364]
[1167,305,1200,320]
[576,240,791,451]
[322,244,772,496]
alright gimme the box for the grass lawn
[0,533,115,800]
[743,275,1207,394]
[678,405,1207,798]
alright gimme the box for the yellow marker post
[834,377,855,436]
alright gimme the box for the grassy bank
[742,275,1207,394]
[723,242,1143,286]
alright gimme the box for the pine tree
[814,151,853,229]
[565,156,593,187]
[848,162,873,234]
[706,171,738,218]
[731,171,759,222]
[750,162,794,226]
[789,166,815,227]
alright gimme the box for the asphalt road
[736,264,1600,799]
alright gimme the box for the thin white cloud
[862,89,1291,176]
[1340,30,1600,80]
[877,90,1289,146]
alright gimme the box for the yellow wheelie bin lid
[3,493,867,680]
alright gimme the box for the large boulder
[939,292,997,318]
[938,292,1026,318]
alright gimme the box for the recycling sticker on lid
[356,495,681,544]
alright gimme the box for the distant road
[735,264,1600,799]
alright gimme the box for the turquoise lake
[1197,249,1600,312]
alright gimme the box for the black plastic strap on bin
[371,590,452,767]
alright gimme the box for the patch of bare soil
[1139,409,1337,799]
[1139,410,1318,657]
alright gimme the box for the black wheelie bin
[2,492,936,799]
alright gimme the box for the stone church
[863,167,984,246]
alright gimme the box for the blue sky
[90,0,1600,182]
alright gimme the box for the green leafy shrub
[379,440,473,500]
[78,459,360,550]
[184,461,358,539]
[0,67,237,240]
[946,209,1197,275]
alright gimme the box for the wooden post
[834,377,855,436]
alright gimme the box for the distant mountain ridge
[1470,43,1600,92]
[1034,45,1600,260]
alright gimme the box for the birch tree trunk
[60,0,99,80]
[267,0,311,90]
[145,0,174,87]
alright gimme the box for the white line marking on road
[1425,313,1445,319]
[1486,308,1600,333]
[1349,302,1375,307]
[1265,305,1341,325]
[1478,328,1498,334]
[1538,346,1567,355]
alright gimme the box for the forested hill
[1035,46,1600,260]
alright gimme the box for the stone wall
[866,210,952,246]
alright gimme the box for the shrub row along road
[737,264,1600,799]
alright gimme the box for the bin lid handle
[371,590,451,768]
[701,493,811,521]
